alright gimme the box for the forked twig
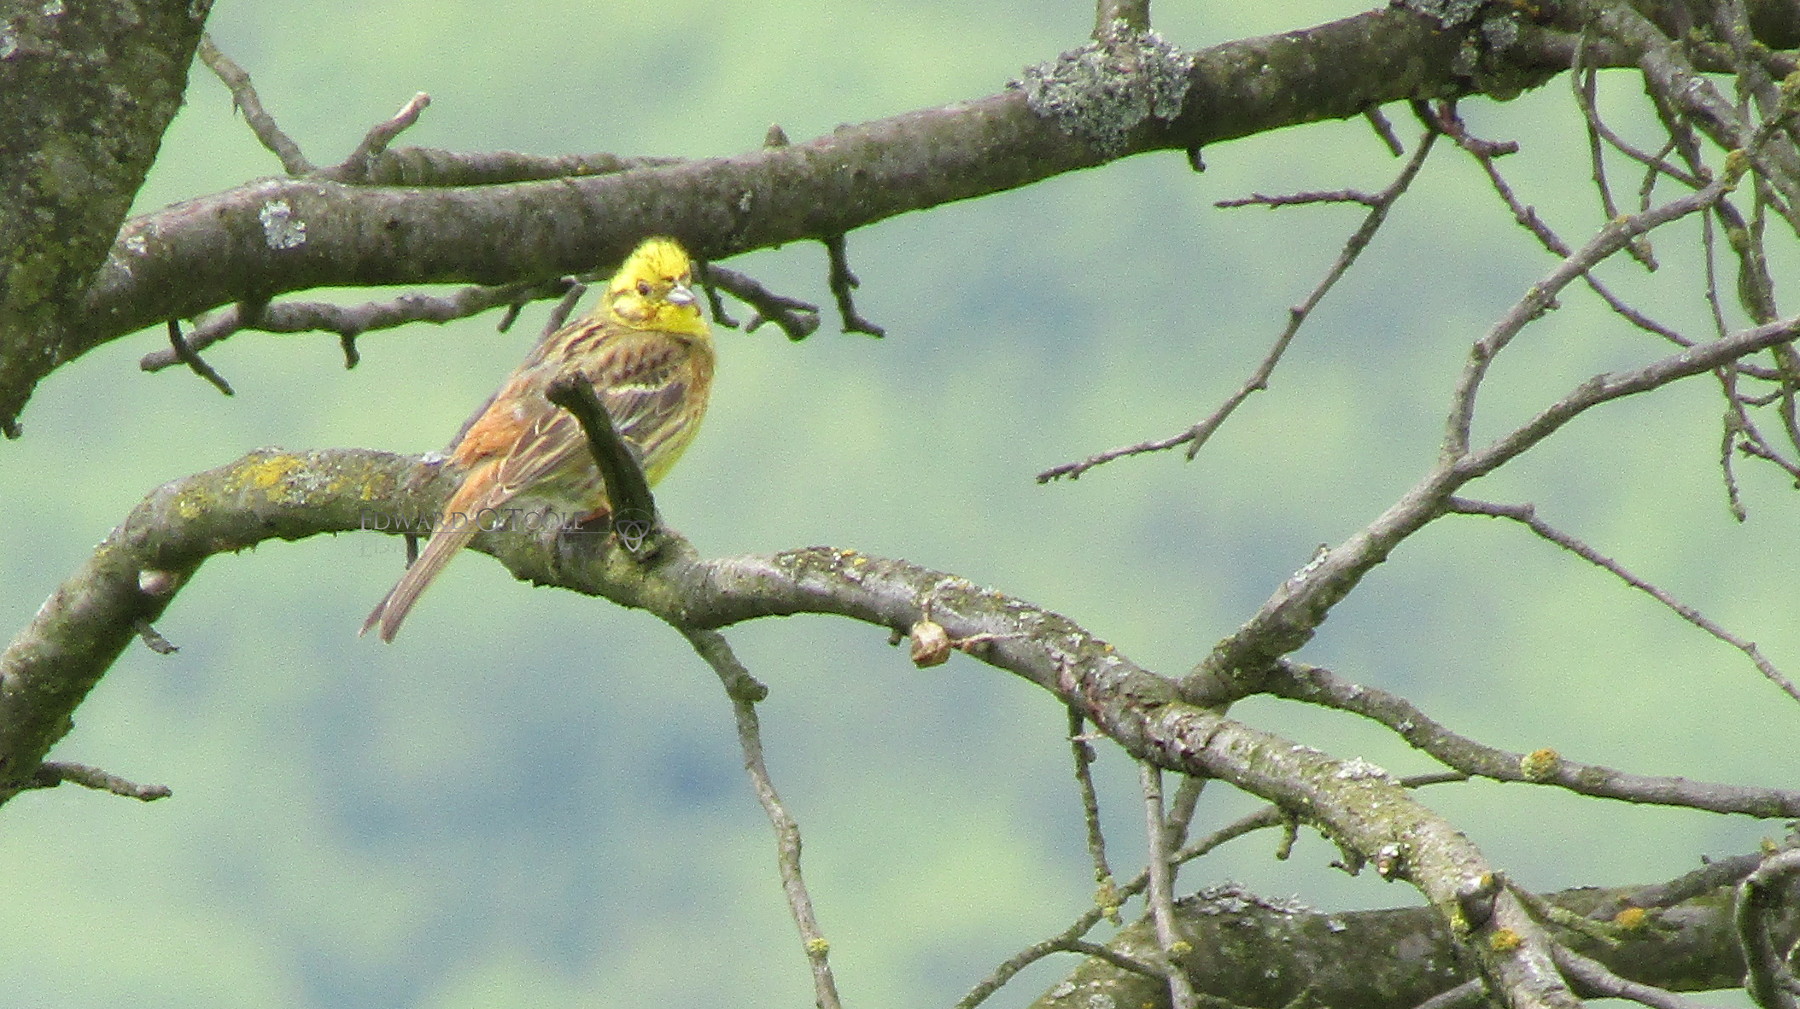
[140,279,578,372]
[823,235,886,337]
[1447,496,1800,702]
[331,93,433,182]
[704,264,822,341]
[956,774,1460,1009]
[1038,125,1440,482]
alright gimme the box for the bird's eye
[636,280,652,297]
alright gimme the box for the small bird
[363,236,715,641]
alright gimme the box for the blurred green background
[3,1,1796,1006]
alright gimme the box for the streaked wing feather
[491,330,699,494]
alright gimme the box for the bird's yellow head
[604,236,708,336]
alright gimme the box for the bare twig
[205,37,670,188]
[139,279,577,371]
[1164,773,1206,851]
[1447,497,1800,702]
[164,319,234,395]
[1720,382,1751,522]
[1262,659,1800,816]
[333,93,432,183]
[544,375,660,559]
[694,260,742,329]
[680,628,838,1009]
[198,34,312,174]
[1139,763,1198,1009]
[1057,939,1164,980]
[1507,880,1632,947]
[1365,106,1405,157]
[540,283,588,342]
[132,617,178,655]
[1448,99,1682,340]
[1069,711,1119,917]
[30,761,171,801]
[1443,173,1737,459]
[703,264,821,341]
[822,235,886,337]
[1093,0,1150,36]
[1552,945,1708,1009]
[1570,46,1659,270]
[1038,127,1439,482]
[1596,852,1766,916]
[1214,189,1383,208]
[1572,54,1705,191]
[1579,62,1623,227]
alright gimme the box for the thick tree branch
[0,449,442,797]
[1031,873,1799,1009]
[0,0,211,438]
[3,6,1586,434]
[2,446,1602,1006]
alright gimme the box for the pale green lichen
[225,453,309,504]
[258,198,307,250]
[1400,0,1484,28]
[1010,26,1194,159]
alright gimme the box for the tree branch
[1031,870,1798,1009]
[197,33,311,174]
[545,374,660,557]
[1259,660,1800,817]
[6,6,1592,434]
[0,447,1606,1005]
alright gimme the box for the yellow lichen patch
[229,454,307,503]
[1612,907,1648,931]
[1488,928,1522,953]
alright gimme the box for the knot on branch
[1010,26,1194,158]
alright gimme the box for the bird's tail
[361,519,481,642]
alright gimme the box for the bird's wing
[484,328,702,496]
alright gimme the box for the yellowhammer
[362,236,715,641]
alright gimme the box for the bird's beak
[666,282,696,306]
